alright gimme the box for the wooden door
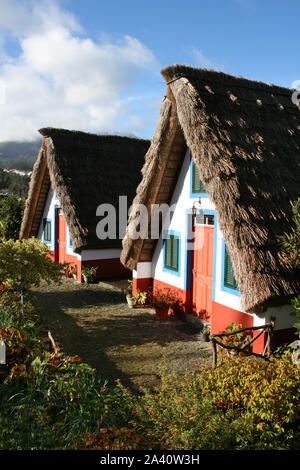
[57,210,66,263]
[192,221,214,320]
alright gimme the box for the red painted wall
[211,301,268,354]
[46,211,128,282]
[82,258,130,281]
[133,277,153,296]
[272,328,297,348]
[153,278,192,314]
[211,301,254,334]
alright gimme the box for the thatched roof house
[121,65,300,314]
[20,128,150,253]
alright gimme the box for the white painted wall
[38,187,79,259]
[37,187,56,253]
[151,149,213,289]
[134,149,295,331]
[38,186,121,261]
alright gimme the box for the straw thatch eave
[121,65,300,313]
[120,87,187,269]
[20,128,150,253]
[19,144,50,241]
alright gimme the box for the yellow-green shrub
[128,356,300,450]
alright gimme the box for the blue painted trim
[162,230,181,277]
[54,208,59,253]
[184,209,217,301]
[189,151,208,199]
[221,239,241,297]
[184,211,193,291]
[212,212,218,302]
[66,224,72,249]
[42,218,52,245]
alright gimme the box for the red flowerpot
[155,308,169,320]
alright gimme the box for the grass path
[31,278,212,391]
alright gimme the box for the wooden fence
[210,321,275,368]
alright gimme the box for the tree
[0,168,10,190]
[7,173,30,198]
[281,198,300,336]
[0,195,25,240]
[0,239,66,313]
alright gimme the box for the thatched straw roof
[121,65,300,313]
[20,128,150,252]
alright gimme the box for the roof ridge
[162,64,296,97]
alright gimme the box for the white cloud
[191,48,222,71]
[0,0,82,37]
[0,0,159,141]
[292,80,300,90]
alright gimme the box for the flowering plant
[152,289,175,310]
[82,265,98,283]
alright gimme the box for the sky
[0,0,299,142]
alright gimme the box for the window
[43,219,51,242]
[164,234,180,272]
[195,213,214,226]
[224,244,238,290]
[192,161,206,194]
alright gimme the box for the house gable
[121,65,300,313]
[20,129,150,253]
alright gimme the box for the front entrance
[191,214,214,320]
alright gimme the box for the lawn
[31,278,212,391]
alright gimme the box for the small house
[121,65,300,353]
[20,128,150,282]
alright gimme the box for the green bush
[0,283,132,450]
[77,427,159,450]
[126,357,300,450]
[281,198,300,338]
[1,281,299,450]
[0,195,24,241]
[0,238,66,291]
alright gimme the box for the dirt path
[32,278,212,391]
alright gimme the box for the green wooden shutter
[164,235,179,271]
[224,244,238,289]
[44,220,51,242]
[192,161,206,193]
[164,237,172,269]
[172,236,179,271]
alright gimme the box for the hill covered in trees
[0,139,41,170]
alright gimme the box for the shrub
[0,195,24,241]
[77,427,159,450]
[0,285,132,450]
[0,238,66,291]
[126,356,300,450]
[281,198,300,338]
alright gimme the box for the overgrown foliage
[0,238,65,291]
[281,198,300,337]
[119,357,299,450]
[0,169,30,199]
[0,284,132,450]
[0,269,299,449]
[0,195,25,241]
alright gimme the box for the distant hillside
[0,139,41,170]
[0,139,41,160]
